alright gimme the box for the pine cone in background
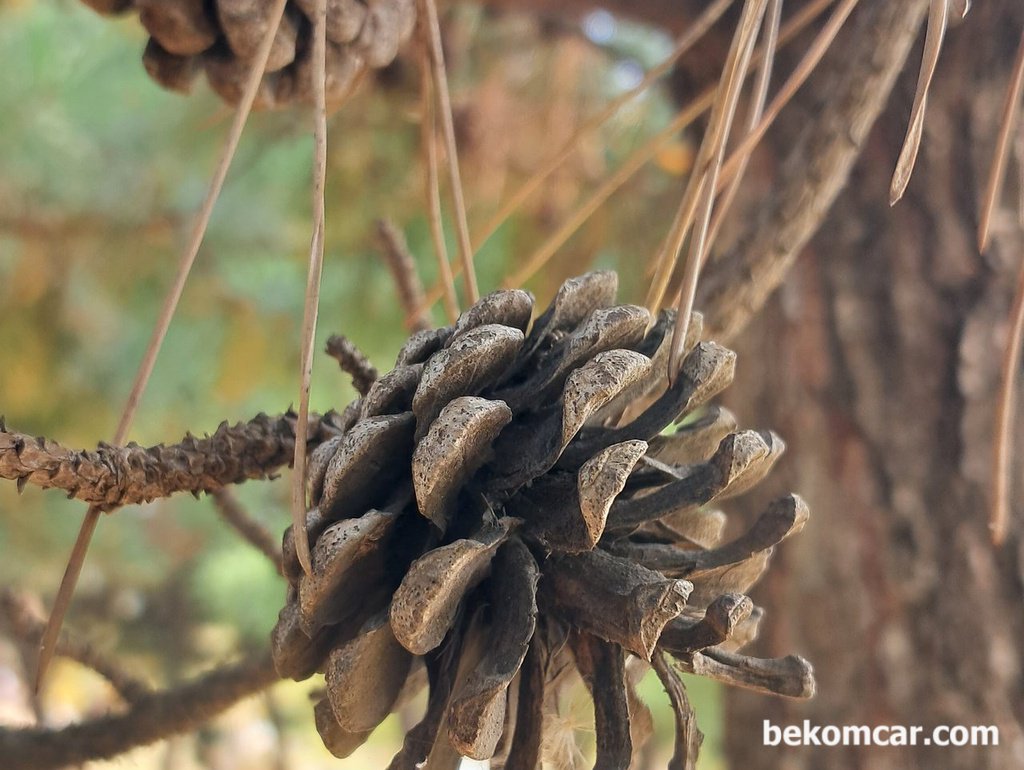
[78,0,415,107]
[271,271,815,766]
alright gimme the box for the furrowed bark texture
[716,3,1024,768]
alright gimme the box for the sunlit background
[0,1,726,766]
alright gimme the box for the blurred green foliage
[0,1,722,767]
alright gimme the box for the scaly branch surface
[0,412,342,509]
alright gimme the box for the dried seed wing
[542,549,691,660]
[320,412,415,520]
[648,406,737,466]
[326,611,414,732]
[390,523,511,655]
[658,508,727,549]
[659,593,754,655]
[687,555,771,606]
[413,396,512,532]
[569,632,632,770]
[315,697,374,758]
[137,0,217,56]
[448,540,539,759]
[413,324,524,438]
[360,364,423,419]
[452,289,534,338]
[523,270,618,358]
[298,510,400,634]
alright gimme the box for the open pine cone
[78,0,414,107]
[271,271,814,766]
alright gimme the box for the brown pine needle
[377,219,432,332]
[644,170,706,315]
[420,31,459,324]
[423,0,836,311]
[292,0,330,578]
[421,0,478,304]
[706,0,782,251]
[668,0,769,378]
[476,0,735,253]
[502,102,706,290]
[646,0,842,314]
[890,0,949,205]
[992,253,1024,546]
[978,29,1024,254]
[211,489,284,574]
[717,0,861,194]
[509,0,836,296]
[35,0,289,692]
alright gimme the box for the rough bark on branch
[0,412,342,509]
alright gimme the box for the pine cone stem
[0,589,152,705]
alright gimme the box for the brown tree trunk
[717,3,1024,768]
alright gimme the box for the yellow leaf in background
[2,332,47,412]
[655,140,695,176]
[215,303,269,403]
[9,244,53,306]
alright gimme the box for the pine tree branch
[210,488,285,574]
[0,650,279,770]
[0,589,152,704]
[0,412,343,509]
[325,334,379,396]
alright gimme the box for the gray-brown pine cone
[271,271,815,767]
[80,0,415,108]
